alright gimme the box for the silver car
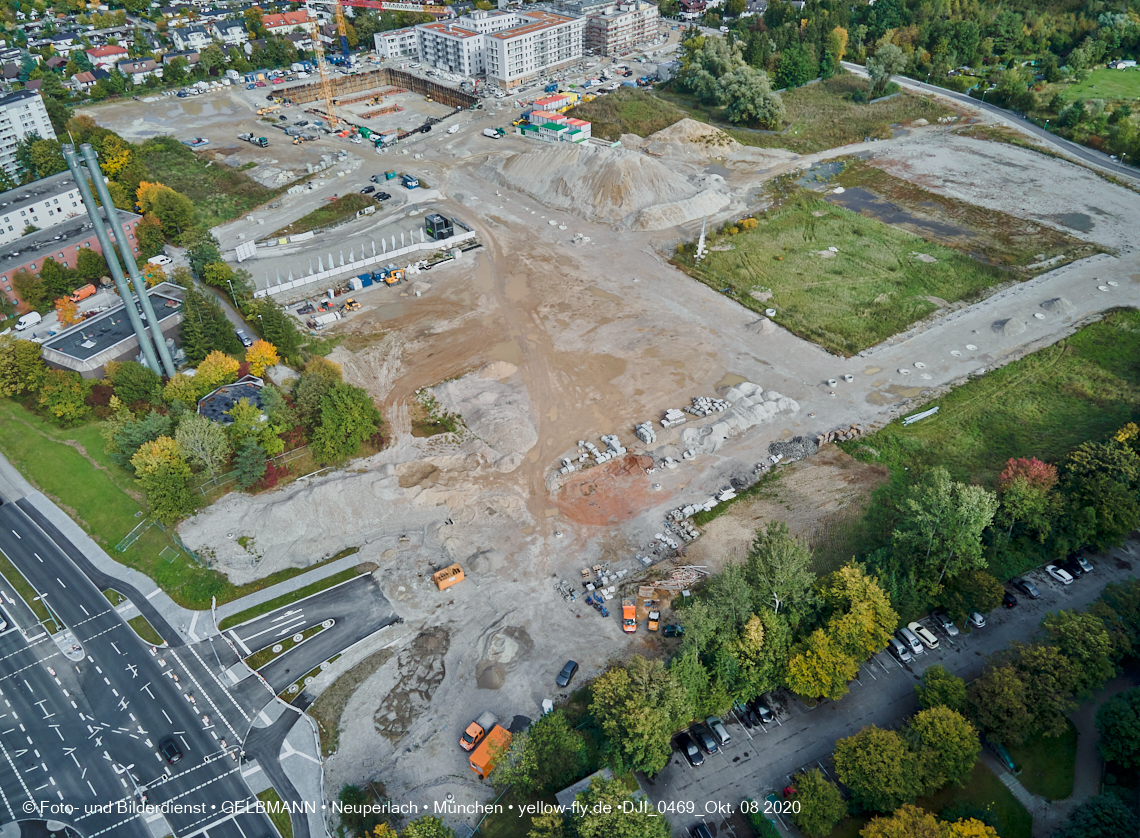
[896,626,924,656]
[932,609,960,637]
[888,636,912,663]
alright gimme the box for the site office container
[469,725,511,778]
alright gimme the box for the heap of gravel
[992,318,1026,336]
[768,436,819,461]
[1041,297,1076,315]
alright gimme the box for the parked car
[1075,555,1094,573]
[235,329,253,348]
[896,626,924,656]
[887,636,912,663]
[705,716,730,747]
[556,660,578,687]
[1003,590,1019,608]
[246,83,256,90]
[255,80,266,87]
[690,825,714,838]
[968,611,986,629]
[732,701,754,729]
[676,731,704,767]
[376,191,391,200]
[691,724,718,755]
[361,185,376,194]
[159,737,183,764]
[1060,558,1084,579]
[1011,578,1040,599]
[932,608,960,637]
[272,77,284,84]
[664,624,684,638]
[909,621,940,650]
[750,696,774,725]
[1046,564,1074,585]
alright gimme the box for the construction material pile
[431,362,537,473]
[654,566,709,590]
[685,396,729,417]
[661,408,687,428]
[767,436,818,462]
[680,381,800,455]
[635,422,657,444]
[817,424,866,445]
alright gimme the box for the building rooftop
[490,11,575,38]
[421,21,481,38]
[197,375,264,424]
[40,282,184,361]
[0,89,44,108]
[0,206,141,279]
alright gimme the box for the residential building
[0,172,83,246]
[117,59,163,83]
[44,55,67,70]
[678,0,705,18]
[584,1,658,56]
[212,20,249,46]
[85,44,129,68]
[416,10,585,87]
[68,70,98,92]
[374,26,419,59]
[0,206,142,313]
[284,32,314,51]
[162,50,201,67]
[0,90,56,180]
[262,10,311,34]
[557,0,616,16]
[170,25,213,52]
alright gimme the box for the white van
[148,254,172,266]
[15,311,41,331]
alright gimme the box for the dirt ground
[144,73,1140,824]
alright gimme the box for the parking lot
[653,546,1139,837]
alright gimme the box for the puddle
[796,160,845,189]
[828,187,972,241]
[587,285,622,303]
[1047,212,1094,233]
[704,163,733,178]
[489,338,522,365]
[715,371,749,390]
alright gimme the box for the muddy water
[715,371,749,390]
[1048,212,1094,233]
[827,187,973,242]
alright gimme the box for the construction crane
[333,0,350,61]
[305,0,339,128]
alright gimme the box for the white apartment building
[0,171,83,246]
[170,25,213,52]
[585,1,659,56]
[374,26,419,60]
[416,10,585,87]
[0,91,56,181]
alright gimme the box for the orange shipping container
[432,564,464,591]
[469,725,511,779]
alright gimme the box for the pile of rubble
[559,434,630,473]
[767,436,819,462]
[665,517,700,542]
[673,485,737,518]
[817,424,866,445]
[634,421,657,444]
[685,396,729,417]
[661,408,688,429]
[653,566,710,591]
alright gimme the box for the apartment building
[585,0,658,55]
[0,171,83,247]
[0,90,56,181]
[374,26,419,59]
[416,19,486,77]
[169,25,213,52]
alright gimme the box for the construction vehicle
[622,599,637,633]
[341,297,360,312]
[648,610,660,631]
[460,712,497,752]
[377,266,405,285]
[469,725,511,779]
[256,105,280,115]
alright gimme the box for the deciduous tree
[402,818,455,838]
[590,656,690,775]
[37,368,90,425]
[311,383,381,462]
[195,350,240,393]
[0,334,45,395]
[966,663,1031,746]
[572,776,671,838]
[12,269,46,311]
[785,628,859,701]
[906,706,980,790]
[715,65,785,127]
[54,296,80,327]
[1042,609,1117,696]
[860,804,943,838]
[916,665,966,713]
[494,710,587,795]
[1096,687,1140,768]
[744,521,816,622]
[175,412,231,478]
[867,43,906,95]
[788,768,846,837]
[246,339,279,377]
[294,357,344,431]
[834,726,921,813]
[108,360,162,407]
[1052,795,1140,838]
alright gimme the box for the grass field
[269,194,374,239]
[839,308,1140,485]
[256,788,293,838]
[1058,68,1140,102]
[676,193,1010,355]
[1007,722,1077,800]
[916,762,1032,838]
[137,137,276,229]
[127,614,164,646]
[565,88,690,141]
[658,74,953,154]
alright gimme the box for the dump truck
[70,283,96,303]
[469,725,511,779]
[622,599,637,633]
[461,711,497,752]
[647,610,660,631]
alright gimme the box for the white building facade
[0,91,56,180]
[373,26,419,60]
[584,1,659,56]
[0,171,83,246]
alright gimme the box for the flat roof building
[197,374,265,423]
[0,90,56,180]
[0,171,83,247]
[374,26,420,60]
[585,1,659,56]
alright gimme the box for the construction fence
[194,445,313,496]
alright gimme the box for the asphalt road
[648,546,1139,836]
[841,61,1140,183]
[0,500,277,838]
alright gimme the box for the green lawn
[217,566,362,630]
[839,308,1140,486]
[565,88,690,141]
[916,762,1032,838]
[658,74,953,154]
[1058,68,1140,103]
[676,194,1010,356]
[128,614,164,646]
[256,788,293,838]
[268,194,374,239]
[1007,722,1077,800]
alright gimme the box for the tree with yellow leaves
[130,435,186,477]
[96,134,133,177]
[860,805,998,838]
[136,181,171,212]
[163,373,204,406]
[130,435,198,523]
[54,296,80,327]
[245,339,279,377]
[196,350,240,393]
[142,262,165,288]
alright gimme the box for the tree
[724,0,745,16]
[294,357,344,430]
[997,457,1060,542]
[716,65,786,127]
[175,412,231,478]
[37,368,90,425]
[148,187,195,238]
[776,42,815,89]
[834,726,921,813]
[76,248,109,284]
[12,269,47,312]
[202,261,237,291]
[163,373,205,407]
[528,812,567,838]
[494,710,587,795]
[916,665,966,713]
[1096,687,1140,768]
[1042,610,1116,696]
[255,300,303,362]
[867,43,906,96]
[860,805,943,838]
[938,570,1004,622]
[185,231,222,275]
[39,257,77,300]
[195,350,240,393]
[1052,795,1140,838]
[731,608,792,699]
[131,437,197,523]
[572,776,671,838]
[401,817,454,838]
[199,44,225,75]
[164,56,188,84]
[820,563,898,661]
[679,35,744,102]
[907,707,980,790]
[0,335,44,396]
[234,438,267,490]
[966,663,1032,746]
[787,768,846,837]
[134,214,165,258]
[590,656,690,775]
[785,629,859,701]
[179,285,241,363]
[311,383,381,462]
[891,468,998,591]
[108,360,162,407]
[744,521,816,622]
[105,409,172,470]
[246,339,279,377]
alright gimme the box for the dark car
[235,328,253,348]
[663,624,685,638]
[676,731,704,767]
[1011,577,1041,599]
[750,696,774,725]
[556,660,578,688]
[361,185,376,194]
[690,826,714,838]
[159,737,183,764]
[691,724,719,755]
[1003,591,1018,608]
[1060,558,1084,579]
[375,191,391,201]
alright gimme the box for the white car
[896,626,924,656]
[1046,564,1074,585]
[908,621,940,650]
[967,612,986,629]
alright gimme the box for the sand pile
[480,142,730,230]
[680,381,799,455]
[993,318,1026,336]
[642,118,742,159]
[1041,297,1076,315]
[745,317,777,335]
[432,363,537,472]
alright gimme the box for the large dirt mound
[642,118,742,157]
[480,142,731,230]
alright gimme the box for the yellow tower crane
[305,0,339,128]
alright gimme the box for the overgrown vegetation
[675,194,1010,356]
[308,648,394,757]
[269,194,375,239]
[565,88,691,141]
[410,391,463,438]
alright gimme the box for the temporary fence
[194,445,312,496]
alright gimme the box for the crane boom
[334,0,350,60]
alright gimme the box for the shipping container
[469,725,511,778]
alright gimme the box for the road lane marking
[10,531,18,539]
[33,553,41,563]
[228,631,251,655]
[55,578,65,589]
[146,589,161,600]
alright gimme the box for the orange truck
[622,599,637,633]
[70,283,96,303]
[460,711,497,752]
[469,724,511,779]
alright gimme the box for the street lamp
[225,278,238,309]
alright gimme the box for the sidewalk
[214,552,369,624]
